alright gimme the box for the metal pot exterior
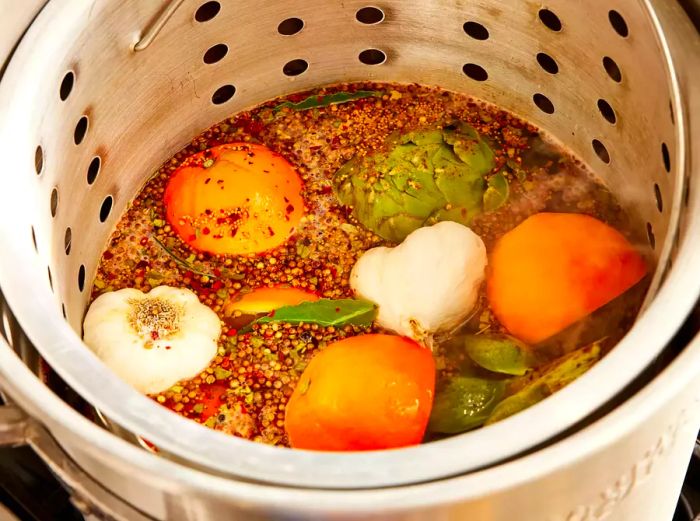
[0,0,699,518]
[2,325,700,520]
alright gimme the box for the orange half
[164,143,305,255]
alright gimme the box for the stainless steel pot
[0,0,698,519]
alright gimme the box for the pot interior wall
[0,0,691,488]
[18,0,677,329]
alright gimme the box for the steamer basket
[0,0,699,511]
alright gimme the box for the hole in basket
[99,196,113,223]
[597,99,616,124]
[64,227,72,255]
[662,142,670,172]
[359,49,386,66]
[462,63,488,81]
[78,265,86,292]
[62,303,67,319]
[203,44,228,64]
[592,139,610,164]
[59,71,74,101]
[195,1,220,22]
[283,59,309,76]
[74,116,88,145]
[538,9,562,31]
[50,187,58,218]
[211,84,235,105]
[47,267,53,292]
[654,184,663,213]
[31,226,37,252]
[356,7,384,25]
[536,52,558,74]
[278,17,304,35]
[609,10,629,38]
[34,146,43,175]
[87,156,101,185]
[646,222,655,250]
[603,56,622,83]
[533,93,554,114]
[463,21,489,40]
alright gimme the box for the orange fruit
[285,334,435,451]
[163,143,304,255]
[487,212,647,344]
[226,287,318,314]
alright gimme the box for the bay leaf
[273,91,382,112]
[485,342,602,425]
[242,299,377,331]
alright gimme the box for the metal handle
[0,401,29,447]
[134,0,185,52]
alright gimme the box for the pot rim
[0,314,698,513]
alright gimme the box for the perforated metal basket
[0,0,698,496]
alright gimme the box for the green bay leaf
[273,91,382,112]
[485,342,602,425]
[242,299,377,331]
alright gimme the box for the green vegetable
[273,91,382,112]
[333,122,495,242]
[464,335,534,376]
[241,299,377,332]
[483,172,509,212]
[429,376,506,434]
[485,342,602,425]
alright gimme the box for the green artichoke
[333,123,495,242]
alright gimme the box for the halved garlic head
[350,221,487,343]
[83,286,221,394]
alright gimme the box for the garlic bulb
[83,286,221,394]
[350,221,487,343]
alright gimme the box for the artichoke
[333,123,495,242]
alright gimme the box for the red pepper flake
[103,251,114,260]
[319,185,332,195]
[226,328,237,337]
[335,307,340,312]
[151,330,160,340]
[136,259,151,269]
[205,178,211,184]
[285,204,294,214]
[165,345,171,350]
[213,268,222,277]
[212,280,223,290]
[202,227,210,235]
[205,209,212,215]
[188,234,196,241]
[267,226,275,237]
[140,237,149,246]
[216,179,224,184]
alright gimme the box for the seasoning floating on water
[91,82,648,448]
